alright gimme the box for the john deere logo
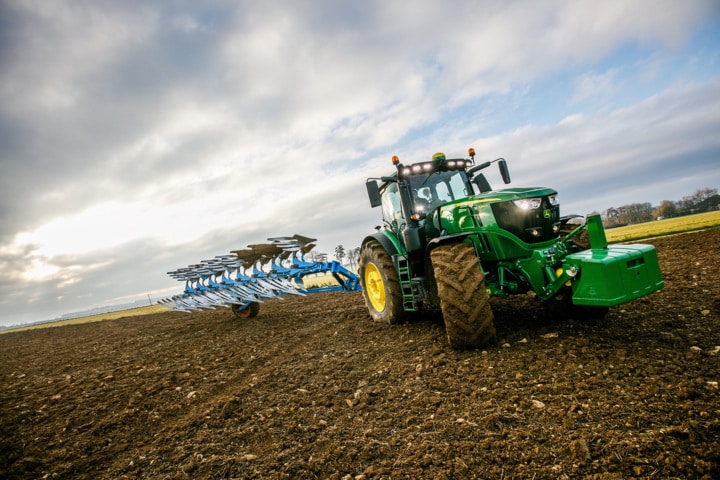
[543,209,551,219]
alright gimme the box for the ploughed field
[1,229,719,479]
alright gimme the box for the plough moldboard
[158,234,361,318]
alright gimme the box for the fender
[426,232,485,279]
[426,232,473,251]
[362,230,406,257]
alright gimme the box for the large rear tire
[431,242,496,349]
[359,240,405,324]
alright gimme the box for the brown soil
[1,230,719,479]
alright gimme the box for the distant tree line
[601,187,719,227]
[333,245,361,269]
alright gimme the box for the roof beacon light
[432,152,446,162]
[392,155,400,165]
[468,148,475,159]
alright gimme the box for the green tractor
[359,149,664,349]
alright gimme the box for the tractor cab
[366,149,510,254]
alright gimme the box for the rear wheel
[359,240,404,324]
[431,242,496,349]
[232,302,260,318]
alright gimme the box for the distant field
[605,210,720,243]
[1,304,171,333]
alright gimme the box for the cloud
[571,69,620,104]
[480,79,720,213]
[1,0,719,325]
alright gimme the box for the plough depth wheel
[232,302,260,319]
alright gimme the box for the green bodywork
[364,156,664,312]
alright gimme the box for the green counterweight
[564,215,664,306]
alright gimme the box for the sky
[1,0,720,327]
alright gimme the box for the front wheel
[431,242,496,349]
[358,240,404,324]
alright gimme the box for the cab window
[381,182,404,231]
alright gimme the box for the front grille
[491,197,560,243]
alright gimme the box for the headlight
[512,198,542,210]
[548,194,559,206]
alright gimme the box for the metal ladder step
[395,255,416,311]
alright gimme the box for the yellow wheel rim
[364,263,386,312]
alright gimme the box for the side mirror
[474,173,492,193]
[366,180,382,208]
[498,159,511,184]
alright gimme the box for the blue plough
[158,235,361,317]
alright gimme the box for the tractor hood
[437,186,558,211]
[430,186,561,245]
[468,186,558,203]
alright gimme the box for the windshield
[408,170,471,206]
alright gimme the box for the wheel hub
[364,263,386,312]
